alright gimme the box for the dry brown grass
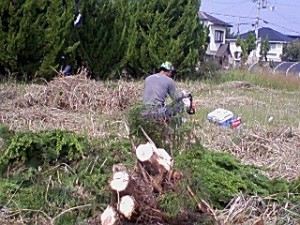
[215,192,298,225]
[0,73,141,137]
[0,73,299,225]
[0,74,299,180]
[197,124,300,181]
[15,74,141,113]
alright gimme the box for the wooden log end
[136,142,154,162]
[136,143,173,172]
[101,205,118,225]
[155,148,172,171]
[118,195,135,220]
[110,170,130,192]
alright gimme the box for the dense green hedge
[0,0,207,80]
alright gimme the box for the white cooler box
[207,108,234,127]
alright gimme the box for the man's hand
[180,90,190,98]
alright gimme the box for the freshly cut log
[101,205,118,225]
[136,142,154,162]
[136,142,172,173]
[155,147,172,171]
[118,195,136,219]
[109,165,130,192]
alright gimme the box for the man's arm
[168,81,186,102]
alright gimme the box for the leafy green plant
[175,144,294,209]
[0,128,88,174]
[0,128,135,225]
[259,36,270,62]
[236,33,256,64]
[128,103,194,150]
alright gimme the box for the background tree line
[0,0,207,81]
[282,39,300,62]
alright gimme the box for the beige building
[228,27,293,64]
[198,11,232,58]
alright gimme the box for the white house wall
[229,41,242,59]
[206,24,227,56]
[229,40,284,62]
[266,42,284,62]
[249,42,284,62]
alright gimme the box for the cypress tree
[39,0,77,77]
[75,0,207,79]
[0,0,78,79]
[0,0,207,80]
[124,0,207,78]
[75,0,136,80]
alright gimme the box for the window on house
[270,43,277,50]
[215,30,224,43]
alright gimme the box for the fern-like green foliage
[128,103,167,146]
[128,103,194,150]
[0,125,298,224]
[0,128,135,225]
[175,144,295,209]
[0,127,88,174]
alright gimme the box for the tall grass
[217,70,300,91]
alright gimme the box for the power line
[263,19,300,35]
[203,11,256,19]
[203,1,250,15]
[203,0,249,5]
[272,11,300,26]
[202,11,300,35]
[271,2,300,8]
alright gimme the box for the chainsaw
[182,94,196,115]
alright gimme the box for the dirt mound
[219,81,253,89]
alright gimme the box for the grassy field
[184,71,300,182]
[0,70,299,224]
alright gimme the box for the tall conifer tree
[75,0,136,79]
[76,0,207,79]
[0,0,78,79]
[124,0,207,77]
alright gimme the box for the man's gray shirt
[143,73,181,107]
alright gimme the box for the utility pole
[253,0,261,62]
[252,0,267,62]
[237,17,250,36]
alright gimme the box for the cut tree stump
[100,205,119,225]
[101,139,214,225]
[118,195,136,220]
[136,142,172,175]
[109,164,130,193]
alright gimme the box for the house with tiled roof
[228,27,293,63]
[287,35,300,41]
[198,11,232,60]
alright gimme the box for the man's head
[159,61,176,78]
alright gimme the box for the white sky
[200,0,300,36]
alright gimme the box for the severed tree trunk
[101,205,119,225]
[102,140,177,225]
[109,164,131,193]
[136,142,172,175]
[118,195,136,220]
[101,137,217,225]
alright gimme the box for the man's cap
[160,61,175,71]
